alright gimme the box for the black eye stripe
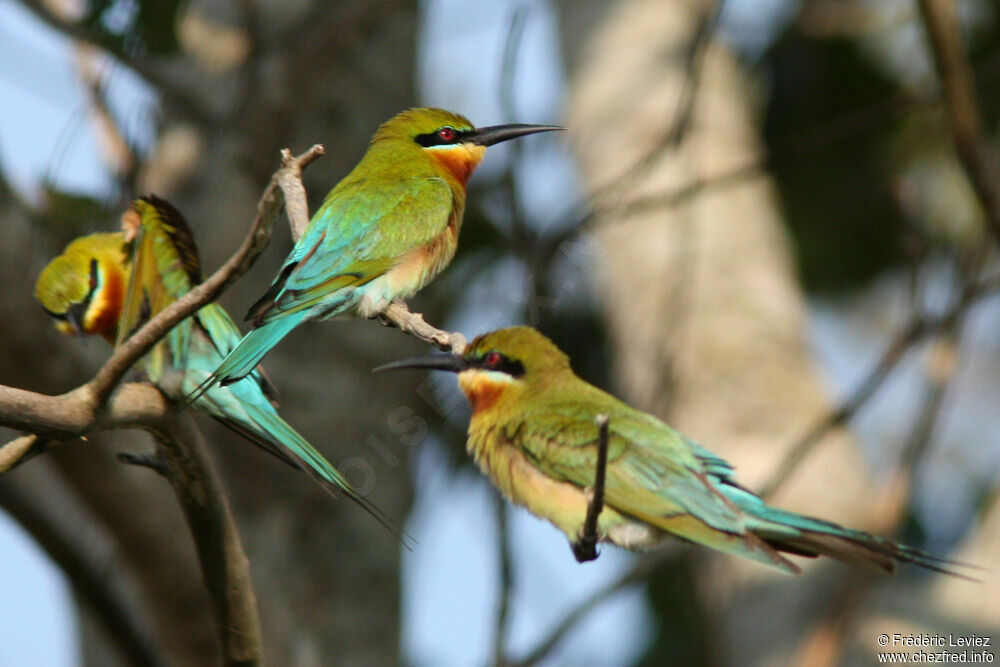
[472,350,525,377]
[76,258,101,315]
[414,126,466,147]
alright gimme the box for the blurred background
[0,0,998,664]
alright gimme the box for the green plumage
[196,107,560,391]
[36,197,387,526]
[387,326,970,576]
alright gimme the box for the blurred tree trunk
[560,0,881,663]
[2,1,420,664]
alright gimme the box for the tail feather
[736,496,978,579]
[628,508,801,575]
[203,377,401,537]
[216,313,308,385]
[184,312,308,406]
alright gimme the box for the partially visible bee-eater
[196,107,561,393]
[378,326,968,576]
[35,197,385,524]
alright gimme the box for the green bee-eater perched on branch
[34,197,385,525]
[379,326,970,576]
[192,107,561,396]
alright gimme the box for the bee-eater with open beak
[378,326,968,576]
[195,107,561,393]
[35,197,385,524]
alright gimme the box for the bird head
[373,107,562,185]
[375,326,570,414]
[34,232,129,342]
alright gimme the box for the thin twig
[508,548,679,667]
[759,271,1000,499]
[572,415,610,563]
[918,0,1000,248]
[280,145,326,241]
[0,434,38,474]
[18,0,217,128]
[117,451,170,477]
[376,302,468,354]
[492,495,513,667]
[86,146,325,406]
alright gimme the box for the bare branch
[572,415,609,563]
[918,0,1000,248]
[0,482,163,667]
[0,435,39,474]
[87,146,323,406]
[508,548,679,667]
[491,495,512,667]
[377,302,468,354]
[279,145,326,241]
[759,271,1000,499]
[0,382,171,438]
[274,149,468,355]
[151,417,264,665]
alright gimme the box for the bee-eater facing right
[35,197,385,525]
[196,107,562,393]
[378,326,969,577]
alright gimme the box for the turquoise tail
[206,377,393,530]
[216,311,310,385]
[724,485,972,578]
[185,311,309,405]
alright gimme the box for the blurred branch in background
[0,479,162,667]
[918,0,1000,249]
[0,146,337,664]
[18,0,217,126]
[509,548,681,667]
[760,269,1000,499]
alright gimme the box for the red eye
[484,351,502,368]
[437,127,456,141]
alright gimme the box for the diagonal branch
[918,0,1000,248]
[17,0,217,127]
[0,434,39,474]
[759,271,1000,499]
[507,548,680,667]
[151,417,264,665]
[275,147,468,355]
[87,146,326,406]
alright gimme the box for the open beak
[373,353,468,374]
[466,123,563,147]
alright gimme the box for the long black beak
[467,123,563,147]
[67,313,85,337]
[373,353,468,374]
[64,305,87,338]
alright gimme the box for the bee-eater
[378,326,965,575]
[197,107,561,392]
[34,197,385,524]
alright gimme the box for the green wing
[246,175,454,323]
[517,397,747,534]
